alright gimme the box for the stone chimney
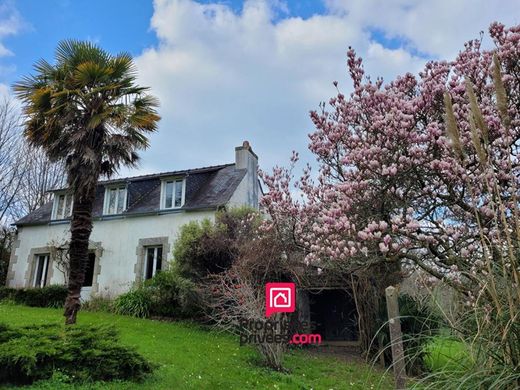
[235,141,259,208]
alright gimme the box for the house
[6,142,260,299]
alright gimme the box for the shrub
[0,228,15,286]
[172,218,222,281]
[0,322,153,385]
[423,336,469,373]
[377,294,443,375]
[145,268,198,318]
[0,287,16,301]
[113,288,151,318]
[82,295,114,313]
[112,270,198,319]
[0,285,68,308]
[201,219,296,372]
[173,207,261,281]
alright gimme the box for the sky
[0,0,519,177]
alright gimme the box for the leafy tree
[14,40,160,324]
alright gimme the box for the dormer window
[103,186,127,215]
[52,193,73,220]
[161,178,185,209]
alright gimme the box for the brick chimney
[235,141,259,208]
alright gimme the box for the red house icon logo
[265,282,295,317]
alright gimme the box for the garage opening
[308,289,358,342]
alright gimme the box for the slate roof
[15,163,247,226]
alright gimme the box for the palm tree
[14,40,160,324]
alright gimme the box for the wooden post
[385,285,406,390]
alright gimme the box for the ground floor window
[83,252,96,287]
[144,246,163,280]
[33,254,50,288]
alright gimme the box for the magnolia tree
[261,22,520,298]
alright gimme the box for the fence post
[385,285,406,389]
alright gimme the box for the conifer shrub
[0,323,153,385]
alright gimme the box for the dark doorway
[309,289,358,341]
[83,252,96,287]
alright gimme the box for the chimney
[235,141,259,208]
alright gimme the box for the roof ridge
[110,162,235,183]
[48,162,235,191]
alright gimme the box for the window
[144,246,162,280]
[103,186,127,215]
[33,254,50,287]
[83,252,96,287]
[53,193,73,220]
[162,179,185,209]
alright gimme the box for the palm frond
[13,39,161,191]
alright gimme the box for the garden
[0,12,519,390]
[0,303,393,389]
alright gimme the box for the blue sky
[1,0,328,89]
[1,0,519,177]
[1,1,156,85]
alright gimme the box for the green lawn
[0,304,391,389]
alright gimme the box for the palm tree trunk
[64,184,96,325]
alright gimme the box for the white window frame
[160,178,186,209]
[103,185,127,215]
[33,254,50,288]
[51,193,73,220]
[144,246,163,279]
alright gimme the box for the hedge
[0,285,68,308]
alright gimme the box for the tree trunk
[63,184,96,325]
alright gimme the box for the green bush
[423,336,469,372]
[173,218,217,280]
[377,294,443,375]
[0,322,153,385]
[113,288,151,318]
[145,269,199,318]
[0,285,68,308]
[173,207,261,281]
[113,270,198,319]
[82,295,114,313]
[0,287,16,301]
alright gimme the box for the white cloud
[325,0,520,59]
[130,0,519,176]
[0,1,23,58]
[0,1,23,100]
[0,83,10,98]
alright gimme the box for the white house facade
[7,142,260,299]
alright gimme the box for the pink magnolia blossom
[260,22,520,292]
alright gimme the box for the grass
[423,336,469,373]
[0,304,391,389]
